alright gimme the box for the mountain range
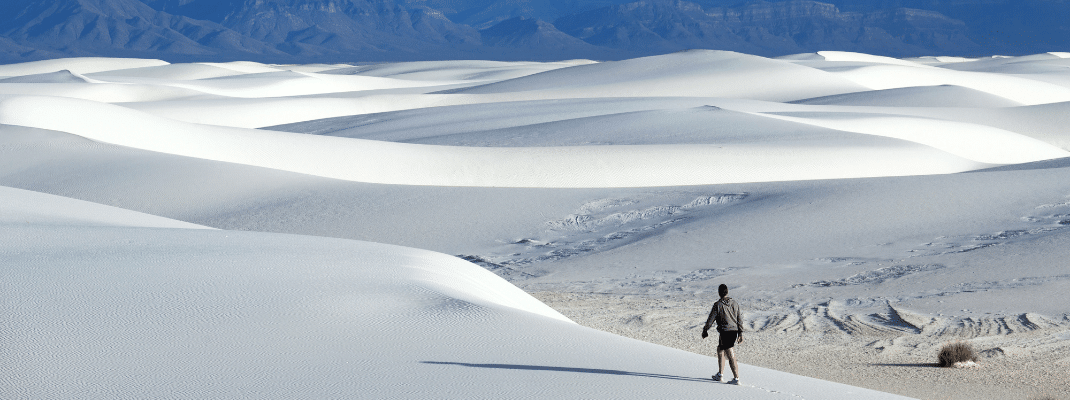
[0,0,1066,63]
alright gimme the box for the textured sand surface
[532,292,1070,400]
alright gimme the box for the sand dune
[264,97,723,137]
[0,95,990,187]
[120,94,479,128]
[756,111,1069,164]
[814,51,934,68]
[1,183,908,399]
[86,62,256,80]
[452,50,869,101]
[903,55,980,65]
[0,185,208,229]
[268,99,910,146]
[3,51,1069,399]
[792,101,1070,152]
[936,52,1069,71]
[0,57,168,77]
[0,82,213,102]
[828,64,1070,105]
[791,85,1022,108]
[323,59,593,81]
[124,70,454,98]
[0,69,97,83]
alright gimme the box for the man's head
[718,284,728,298]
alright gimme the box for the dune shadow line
[870,363,940,368]
[421,361,713,383]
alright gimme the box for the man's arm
[701,304,719,339]
[735,303,744,343]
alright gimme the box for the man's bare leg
[725,348,739,379]
[717,349,726,376]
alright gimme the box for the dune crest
[0,95,991,187]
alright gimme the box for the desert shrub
[937,341,978,367]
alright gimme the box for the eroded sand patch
[532,291,1070,400]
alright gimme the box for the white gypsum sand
[1,167,907,400]
[1,50,1069,399]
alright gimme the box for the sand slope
[0,57,168,77]
[1,186,908,399]
[0,96,994,187]
[829,64,1070,105]
[791,85,1022,108]
[452,50,870,101]
[4,50,1070,399]
[0,185,208,229]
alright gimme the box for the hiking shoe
[712,373,722,381]
[727,378,740,385]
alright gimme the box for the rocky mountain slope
[555,0,980,56]
[0,0,1064,63]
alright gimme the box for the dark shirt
[704,296,743,332]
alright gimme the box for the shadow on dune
[870,363,940,368]
[421,361,714,383]
[966,156,1070,173]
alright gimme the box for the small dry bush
[937,341,978,367]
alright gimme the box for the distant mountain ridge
[0,0,1064,63]
[0,0,278,55]
[555,0,979,55]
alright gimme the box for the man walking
[701,284,743,385]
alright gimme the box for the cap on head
[718,284,728,297]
